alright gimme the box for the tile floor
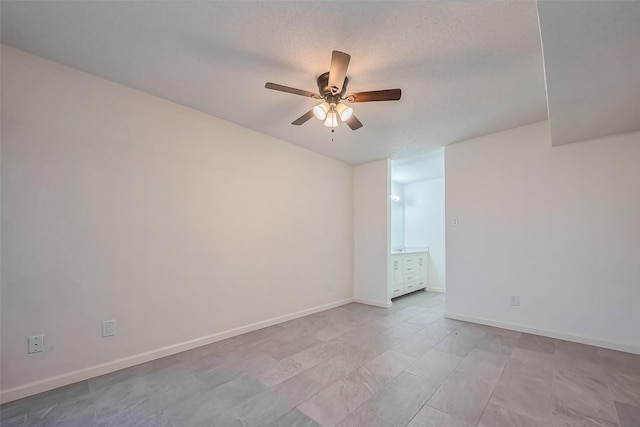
[1,291,639,426]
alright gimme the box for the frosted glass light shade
[313,102,330,120]
[324,111,338,127]
[336,103,353,121]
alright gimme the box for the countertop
[390,247,429,255]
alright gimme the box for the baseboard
[445,311,640,355]
[353,297,392,308]
[0,297,354,404]
[426,287,445,293]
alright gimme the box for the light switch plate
[102,319,116,337]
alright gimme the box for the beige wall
[445,121,640,352]
[1,46,354,400]
[353,159,390,307]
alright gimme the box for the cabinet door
[417,254,428,278]
[390,283,405,298]
[392,257,404,284]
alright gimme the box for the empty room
[1,1,639,426]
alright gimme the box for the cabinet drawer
[403,264,415,274]
[390,284,405,298]
[415,280,426,289]
[404,274,416,283]
[404,256,415,265]
[405,281,418,292]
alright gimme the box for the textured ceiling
[538,1,640,146]
[0,1,548,182]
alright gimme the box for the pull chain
[331,128,334,142]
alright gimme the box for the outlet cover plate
[28,335,44,354]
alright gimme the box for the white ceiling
[538,1,640,146]
[0,1,548,182]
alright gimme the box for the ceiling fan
[265,51,401,131]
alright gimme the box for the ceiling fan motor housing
[317,71,348,101]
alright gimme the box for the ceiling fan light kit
[324,111,338,128]
[265,50,401,131]
[313,102,330,120]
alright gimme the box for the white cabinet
[392,257,404,285]
[416,254,427,278]
[389,251,428,299]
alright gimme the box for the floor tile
[363,372,439,426]
[382,322,424,340]
[404,311,442,327]
[607,371,640,406]
[427,371,494,425]
[407,405,473,427]
[407,349,463,383]
[504,347,555,381]
[1,380,90,420]
[304,348,369,386]
[615,400,640,427]
[556,340,601,364]
[552,368,618,423]
[289,339,352,370]
[517,333,557,355]
[480,325,522,339]
[223,388,289,426]
[474,333,519,355]
[363,349,416,386]
[491,369,551,420]
[335,407,397,427]
[4,291,631,427]
[548,408,619,427]
[478,402,545,427]
[600,348,640,376]
[0,414,25,427]
[392,331,442,358]
[190,374,267,417]
[267,336,325,360]
[433,330,480,357]
[419,320,459,339]
[263,409,323,427]
[298,368,380,426]
[456,348,509,383]
[255,357,306,387]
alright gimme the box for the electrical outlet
[102,319,116,337]
[511,295,520,306]
[28,335,44,354]
[451,218,459,227]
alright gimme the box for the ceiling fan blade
[346,89,402,102]
[291,110,315,125]
[265,82,320,99]
[345,114,363,130]
[328,51,351,93]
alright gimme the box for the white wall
[354,159,390,307]
[389,181,404,248]
[404,178,445,292]
[0,46,354,400]
[446,121,640,352]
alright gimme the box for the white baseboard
[0,297,354,404]
[354,297,392,308]
[445,311,640,355]
[427,287,445,293]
